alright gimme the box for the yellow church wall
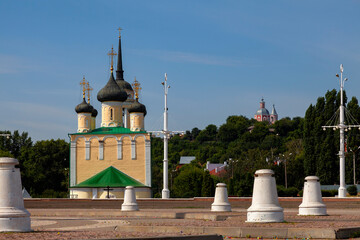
[101,103,123,127]
[103,137,117,162]
[73,133,148,185]
[134,136,146,183]
[76,137,86,183]
[71,189,92,199]
[70,187,151,199]
[122,136,131,160]
[90,138,99,160]
[78,113,91,132]
[97,188,151,199]
[130,113,144,131]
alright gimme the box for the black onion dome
[91,108,98,117]
[116,79,133,92]
[128,100,147,116]
[97,72,128,102]
[75,99,94,113]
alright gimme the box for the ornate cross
[86,82,93,104]
[80,76,87,99]
[107,46,117,72]
[118,27,122,38]
[132,77,142,101]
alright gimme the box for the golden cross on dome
[107,46,117,72]
[117,27,122,38]
[132,77,142,101]
[80,76,87,99]
[86,81,93,104]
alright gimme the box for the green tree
[201,170,215,197]
[172,165,204,197]
[196,124,218,143]
[20,139,69,197]
[0,149,13,157]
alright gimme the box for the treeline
[151,89,360,197]
[0,131,69,198]
[0,89,358,198]
[304,89,360,184]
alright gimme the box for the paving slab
[7,198,360,239]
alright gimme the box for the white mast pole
[338,64,347,198]
[162,73,170,199]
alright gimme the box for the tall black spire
[115,28,134,94]
[116,28,124,81]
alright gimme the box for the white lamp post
[322,64,360,197]
[149,74,184,199]
[349,146,360,186]
[161,73,170,199]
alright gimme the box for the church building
[69,30,151,199]
[254,98,278,124]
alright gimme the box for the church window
[110,108,113,120]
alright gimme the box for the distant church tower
[270,104,278,124]
[254,98,278,124]
[69,29,151,199]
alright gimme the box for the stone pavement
[3,198,360,239]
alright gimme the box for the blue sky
[1,0,360,141]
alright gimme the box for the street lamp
[321,65,360,197]
[281,153,292,189]
[349,146,360,185]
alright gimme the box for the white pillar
[121,186,139,211]
[124,108,129,128]
[247,169,284,222]
[339,105,346,197]
[162,73,170,199]
[117,140,122,160]
[211,183,231,212]
[0,158,31,232]
[145,139,152,187]
[131,140,136,160]
[338,68,347,198]
[85,140,90,160]
[299,176,327,215]
[70,141,77,187]
[92,188,98,199]
[99,141,104,160]
[162,132,170,199]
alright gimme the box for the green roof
[72,166,147,188]
[70,126,147,135]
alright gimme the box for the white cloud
[0,101,74,140]
[130,49,253,67]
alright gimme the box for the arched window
[110,108,113,120]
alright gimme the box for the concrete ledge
[114,226,356,239]
[116,235,223,240]
[287,228,335,239]
[28,209,230,221]
[336,227,360,239]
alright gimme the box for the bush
[321,190,337,197]
[277,185,299,197]
[347,185,358,196]
[36,189,68,198]
[298,189,303,197]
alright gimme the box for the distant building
[206,161,227,177]
[176,156,196,170]
[254,98,278,124]
[179,156,195,165]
